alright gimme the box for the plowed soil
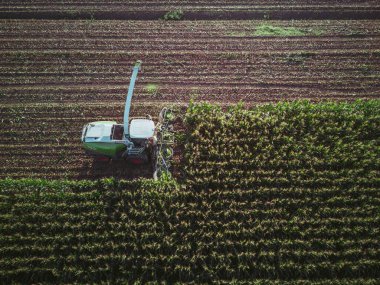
[1,19,379,179]
[1,1,379,19]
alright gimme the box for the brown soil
[0,1,379,20]
[0,19,379,179]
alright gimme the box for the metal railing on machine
[153,107,175,180]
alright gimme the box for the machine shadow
[80,159,153,180]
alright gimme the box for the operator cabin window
[112,125,124,140]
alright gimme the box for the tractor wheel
[151,146,158,180]
[94,156,110,162]
[159,108,166,123]
[161,146,173,160]
[153,169,158,180]
[153,166,172,181]
[159,107,174,123]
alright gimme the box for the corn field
[1,100,379,283]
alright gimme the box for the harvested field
[1,19,380,179]
[0,0,379,19]
[1,20,379,104]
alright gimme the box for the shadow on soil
[80,159,153,180]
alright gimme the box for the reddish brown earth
[0,1,379,19]
[0,19,379,179]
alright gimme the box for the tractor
[81,60,174,179]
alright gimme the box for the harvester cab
[81,61,174,178]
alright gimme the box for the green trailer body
[81,121,126,158]
[83,142,126,158]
